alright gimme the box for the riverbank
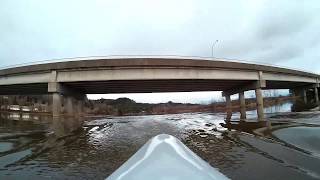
[85,96,298,116]
[0,96,299,117]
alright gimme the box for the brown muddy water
[1,102,320,179]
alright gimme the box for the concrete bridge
[0,56,319,119]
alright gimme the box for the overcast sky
[0,0,318,103]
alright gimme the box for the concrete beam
[1,57,319,78]
[263,72,317,83]
[48,82,61,93]
[296,83,319,90]
[222,80,266,96]
[0,72,51,85]
[48,82,85,99]
[57,68,260,82]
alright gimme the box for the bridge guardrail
[0,55,318,75]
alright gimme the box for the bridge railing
[0,55,317,75]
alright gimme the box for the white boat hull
[107,134,229,180]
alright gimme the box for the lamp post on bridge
[211,40,219,58]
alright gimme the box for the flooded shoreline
[0,102,320,179]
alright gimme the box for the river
[1,102,320,179]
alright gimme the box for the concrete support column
[302,89,307,104]
[52,93,61,117]
[255,88,264,121]
[7,96,13,110]
[314,87,319,104]
[225,95,232,121]
[0,96,3,111]
[47,94,52,113]
[76,100,83,116]
[293,88,308,104]
[65,96,74,116]
[8,96,13,105]
[239,91,246,120]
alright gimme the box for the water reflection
[0,112,84,173]
[51,116,84,138]
[0,112,51,123]
[224,101,293,122]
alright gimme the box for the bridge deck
[0,57,319,95]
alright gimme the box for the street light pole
[211,40,218,58]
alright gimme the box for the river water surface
[1,102,320,179]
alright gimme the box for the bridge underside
[64,79,252,94]
[0,83,48,95]
[265,81,310,89]
[0,80,313,95]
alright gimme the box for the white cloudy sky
[0,0,318,103]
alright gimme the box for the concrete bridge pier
[52,93,62,117]
[8,96,13,105]
[239,91,246,120]
[76,100,84,116]
[0,96,5,110]
[52,93,85,117]
[65,95,75,116]
[293,85,320,104]
[314,87,319,105]
[293,88,307,104]
[255,88,264,120]
[225,94,232,121]
[49,81,85,117]
[65,96,85,116]
[302,89,308,104]
[223,78,265,121]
